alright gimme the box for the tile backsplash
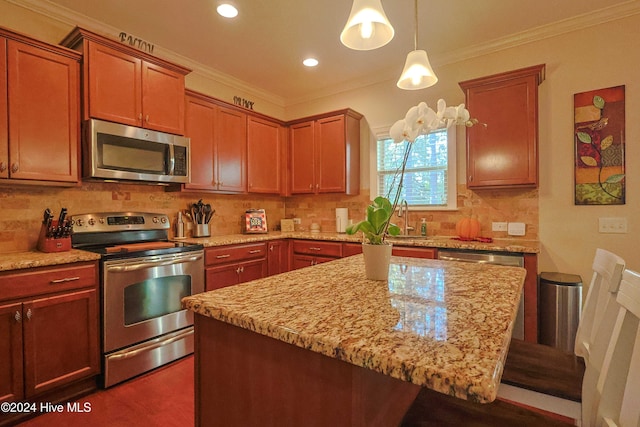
[0,183,537,253]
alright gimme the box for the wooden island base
[194,314,421,427]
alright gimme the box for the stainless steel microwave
[83,119,190,184]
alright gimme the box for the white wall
[285,14,640,285]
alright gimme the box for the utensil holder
[193,224,210,238]
[37,221,71,253]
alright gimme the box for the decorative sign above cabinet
[233,96,255,110]
[118,31,155,54]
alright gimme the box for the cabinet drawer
[392,246,437,259]
[205,243,267,266]
[292,240,342,257]
[0,262,98,302]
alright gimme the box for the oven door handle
[109,328,194,360]
[106,254,203,272]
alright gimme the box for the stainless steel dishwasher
[437,248,525,340]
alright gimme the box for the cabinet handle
[11,163,18,173]
[236,267,241,274]
[26,309,32,321]
[269,246,274,252]
[14,311,21,323]
[0,162,6,172]
[240,266,244,273]
[316,184,319,190]
[308,247,322,251]
[216,254,231,259]
[309,184,313,189]
[469,175,473,182]
[138,113,143,121]
[248,249,262,254]
[50,276,80,284]
[145,114,149,123]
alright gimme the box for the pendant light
[397,0,438,90]
[340,0,394,50]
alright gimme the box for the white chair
[498,248,626,424]
[591,269,640,427]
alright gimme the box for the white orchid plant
[347,99,477,244]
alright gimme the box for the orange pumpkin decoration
[456,217,481,239]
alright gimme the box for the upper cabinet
[247,116,286,194]
[61,27,190,135]
[184,91,247,194]
[0,29,81,184]
[459,64,545,189]
[288,109,361,195]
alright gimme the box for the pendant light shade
[340,0,394,50]
[397,50,438,90]
[396,0,438,90]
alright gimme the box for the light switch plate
[599,217,627,234]
[507,222,526,236]
[492,222,508,232]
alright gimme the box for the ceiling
[19,0,640,104]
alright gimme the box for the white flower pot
[362,242,392,281]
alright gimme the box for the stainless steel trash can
[539,272,583,352]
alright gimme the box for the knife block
[37,221,71,253]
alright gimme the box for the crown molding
[8,0,640,107]
[6,0,287,108]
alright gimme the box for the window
[373,127,457,209]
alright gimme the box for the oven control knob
[99,217,105,224]
[152,217,159,223]
[160,217,167,224]
[88,218,96,226]
[75,218,84,227]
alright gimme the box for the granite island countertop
[178,231,540,254]
[183,254,526,403]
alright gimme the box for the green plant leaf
[601,135,614,151]
[605,174,625,183]
[577,132,592,144]
[593,95,605,109]
[581,156,598,167]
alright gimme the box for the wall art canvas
[574,85,625,205]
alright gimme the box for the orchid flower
[392,99,475,143]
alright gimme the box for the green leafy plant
[346,196,401,244]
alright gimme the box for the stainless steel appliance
[71,212,204,387]
[83,119,190,184]
[437,248,525,340]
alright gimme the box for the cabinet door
[343,243,363,257]
[462,66,542,188]
[289,121,315,194]
[268,240,289,276]
[206,264,241,291]
[238,259,267,284]
[292,254,315,270]
[391,246,437,259]
[247,116,281,194]
[142,61,185,135]
[184,95,216,191]
[87,41,141,127]
[0,38,7,179]
[23,289,99,398]
[7,40,79,182]
[0,302,23,403]
[215,106,247,193]
[316,115,346,193]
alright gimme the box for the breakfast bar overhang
[183,254,526,426]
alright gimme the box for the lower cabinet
[205,243,268,291]
[291,240,342,269]
[0,262,100,420]
[267,239,289,276]
[391,246,437,259]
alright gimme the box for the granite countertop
[183,255,526,403]
[0,249,101,272]
[178,231,540,254]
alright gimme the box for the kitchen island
[183,254,526,426]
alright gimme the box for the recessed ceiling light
[217,3,238,18]
[303,58,319,67]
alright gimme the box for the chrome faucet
[397,200,414,235]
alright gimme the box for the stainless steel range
[71,212,204,387]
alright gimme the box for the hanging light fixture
[340,0,394,50]
[397,0,438,90]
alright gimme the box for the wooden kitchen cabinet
[459,64,545,189]
[62,27,190,135]
[0,30,81,184]
[267,239,289,276]
[291,240,343,269]
[391,246,437,259]
[183,91,246,193]
[289,109,361,195]
[0,262,100,410]
[247,116,286,194]
[205,243,268,290]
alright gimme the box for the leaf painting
[574,86,625,205]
